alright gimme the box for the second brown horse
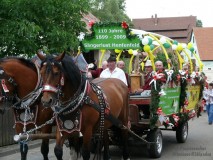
[37,52,130,160]
[0,57,53,160]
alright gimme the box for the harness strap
[84,83,123,129]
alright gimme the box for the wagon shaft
[14,133,56,142]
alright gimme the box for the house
[81,13,100,63]
[82,12,100,32]
[190,27,213,82]
[132,15,197,43]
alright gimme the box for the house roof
[133,15,197,43]
[193,27,213,61]
[82,12,100,32]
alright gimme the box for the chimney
[154,14,158,25]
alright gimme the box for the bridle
[0,62,43,113]
[0,67,18,113]
[41,60,87,114]
[41,61,65,100]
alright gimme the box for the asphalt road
[1,112,213,160]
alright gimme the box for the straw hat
[145,60,152,66]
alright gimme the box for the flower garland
[149,69,205,129]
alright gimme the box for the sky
[125,0,213,27]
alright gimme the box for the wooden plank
[0,111,16,147]
[129,97,150,105]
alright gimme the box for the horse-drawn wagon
[0,21,205,160]
[80,21,205,158]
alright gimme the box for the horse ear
[36,51,45,61]
[55,52,65,62]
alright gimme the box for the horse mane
[42,54,82,92]
[61,54,82,91]
[0,56,37,71]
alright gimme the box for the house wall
[190,32,213,83]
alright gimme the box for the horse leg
[54,144,63,160]
[82,127,93,160]
[103,130,111,160]
[20,142,28,160]
[54,130,64,160]
[41,139,49,160]
[40,125,52,160]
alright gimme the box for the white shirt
[205,89,213,105]
[100,67,127,86]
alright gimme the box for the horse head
[37,52,82,108]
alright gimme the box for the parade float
[79,21,205,158]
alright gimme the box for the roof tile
[193,27,213,60]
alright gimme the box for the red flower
[172,114,180,122]
[105,108,110,115]
[187,77,191,82]
[177,74,181,81]
[202,99,206,105]
[153,75,157,80]
[121,21,128,29]
[165,119,169,124]
[184,100,189,106]
[157,107,163,115]
[89,21,95,27]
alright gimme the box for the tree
[196,19,203,27]
[90,0,132,25]
[0,0,90,57]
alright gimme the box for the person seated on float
[100,53,127,86]
[135,60,153,93]
[155,60,164,72]
[134,60,153,119]
[182,63,189,71]
[155,59,172,72]
[90,60,108,78]
[117,60,130,88]
[154,59,173,83]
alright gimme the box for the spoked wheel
[176,121,188,143]
[146,128,163,158]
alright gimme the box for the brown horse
[36,52,130,160]
[0,57,53,160]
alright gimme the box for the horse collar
[54,79,88,115]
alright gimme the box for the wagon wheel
[146,128,163,158]
[176,121,188,143]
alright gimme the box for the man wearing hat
[136,60,153,92]
[135,60,153,119]
[100,53,127,85]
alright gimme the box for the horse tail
[68,136,83,158]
